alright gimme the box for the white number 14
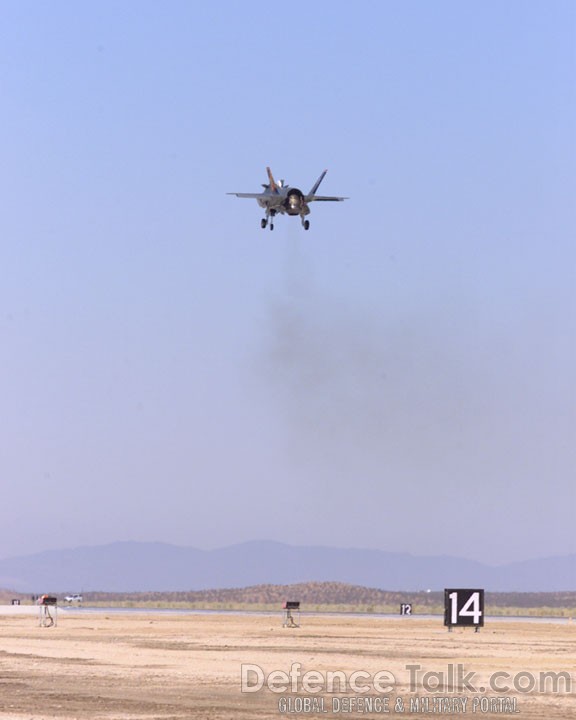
[449,591,482,625]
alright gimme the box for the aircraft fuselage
[256,187,309,217]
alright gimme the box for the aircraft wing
[227,192,264,198]
[307,195,348,202]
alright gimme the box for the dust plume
[260,237,454,478]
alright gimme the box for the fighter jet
[228,167,347,230]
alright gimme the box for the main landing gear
[260,215,309,231]
[261,212,275,231]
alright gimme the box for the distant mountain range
[0,540,573,593]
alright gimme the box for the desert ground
[0,608,574,719]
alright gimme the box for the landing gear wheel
[261,218,267,229]
[303,220,310,230]
[270,222,274,231]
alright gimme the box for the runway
[0,610,573,718]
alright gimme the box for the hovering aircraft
[228,167,347,230]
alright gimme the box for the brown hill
[82,582,576,612]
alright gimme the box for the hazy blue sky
[1,1,574,564]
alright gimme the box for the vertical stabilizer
[266,167,279,193]
[308,169,328,197]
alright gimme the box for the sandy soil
[0,610,573,719]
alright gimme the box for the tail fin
[266,167,279,193]
[308,169,328,197]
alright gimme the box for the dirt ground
[0,610,573,719]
